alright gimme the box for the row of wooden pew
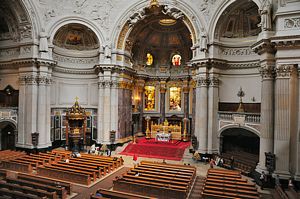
[91,161,196,199]
[221,151,258,175]
[202,169,259,199]
[0,170,72,199]
[0,149,124,186]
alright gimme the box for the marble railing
[218,111,260,123]
[0,107,18,124]
[218,111,261,133]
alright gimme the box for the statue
[162,5,184,19]
[200,29,208,52]
[103,42,111,59]
[259,0,272,31]
[39,30,48,52]
[128,9,146,27]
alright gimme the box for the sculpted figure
[200,29,208,52]
[259,0,272,31]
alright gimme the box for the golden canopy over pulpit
[66,98,87,152]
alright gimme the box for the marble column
[273,64,296,179]
[110,79,119,136]
[195,74,209,154]
[97,76,104,144]
[183,80,189,119]
[17,71,38,149]
[257,65,275,173]
[207,75,219,154]
[103,78,112,144]
[136,79,145,133]
[37,73,48,148]
[295,66,300,181]
[160,81,167,123]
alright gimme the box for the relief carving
[284,18,300,29]
[53,53,98,65]
[222,47,255,56]
[197,0,217,20]
[162,5,184,19]
[128,8,146,27]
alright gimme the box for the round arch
[208,0,262,43]
[219,124,260,138]
[111,0,206,52]
[0,120,17,150]
[47,16,105,46]
[219,126,260,155]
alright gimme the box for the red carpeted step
[120,137,190,161]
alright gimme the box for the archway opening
[0,122,16,150]
[128,7,193,69]
[221,128,259,155]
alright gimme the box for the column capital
[196,77,209,87]
[160,81,167,93]
[208,76,219,87]
[276,64,297,78]
[260,65,275,79]
[19,74,38,85]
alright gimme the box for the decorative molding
[228,62,260,69]
[53,66,95,74]
[0,48,20,58]
[259,66,275,79]
[276,64,295,78]
[284,17,300,29]
[196,77,209,87]
[221,47,256,56]
[53,53,99,65]
[209,76,219,87]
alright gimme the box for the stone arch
[111,0,205,52]
[208,0,262,43]
[0,120,17,150]
[48,17,105,47]
[219,124,260,138]
[0,0,39,41]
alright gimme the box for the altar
[149,119,182,140]
[156,132,171,142]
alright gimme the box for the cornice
[53,66,95,75]
[0,58,56,69]
[251,39,276,55]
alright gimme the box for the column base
[273,170,291,180]
[256,163,271,174]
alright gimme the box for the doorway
[0,122,16,150]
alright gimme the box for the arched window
[146,53,153,66]
[172,54,181,66]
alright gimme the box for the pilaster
[195,67,209,154]
[273,64,296,179]
[295,66,300,181]
[159,80,167,123]
[207,73,219,154]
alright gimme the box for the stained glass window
[169,87,181,111]
[172,54,181,66]
[144,86,155,111]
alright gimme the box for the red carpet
[119,137,191,161]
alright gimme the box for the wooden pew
[18,173,72,194]
[92,188,156,199]
[37,166,91,185]
[48,163,97,181]
[1,160,32,173]
[6,177,67,199]
[0,187,45,199]
[114,178,187,199]
[0,180,57,199]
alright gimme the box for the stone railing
[0,107,18,124]
[218,111,260,123]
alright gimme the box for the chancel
[0,0,300,198]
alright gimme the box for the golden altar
[150,120,182,140]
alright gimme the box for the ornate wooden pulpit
[65,98,87,152]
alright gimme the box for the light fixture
[159,18,177,26]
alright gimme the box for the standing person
[260,171,267,190]
[230,156,235,169]
[209,158,215,169]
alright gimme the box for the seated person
[192,151,201,161]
